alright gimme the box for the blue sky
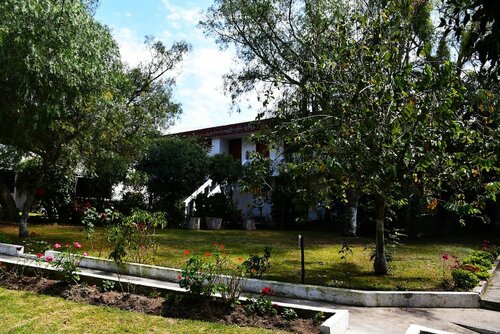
[95,0,258,133]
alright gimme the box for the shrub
[281,307,298,320]
[51,241,88,284]
[451,268,480,291]
[465,250,494,267]
[243,247,271,278]
[178,243,246,303]
[246,289,278,316]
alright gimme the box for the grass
[0,223,497,290]
[0,287,280,334]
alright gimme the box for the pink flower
[442,253,449,261]
[83,252,88,257]
[65,244,70,248]
[37,252,43,258]
[53,243,61,249]
[177,275,182,280]
[73,242,82,249]
[45,256,53,263]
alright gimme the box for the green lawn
[0,287,280,334]
[0,223,496,290]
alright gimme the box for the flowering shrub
[246,287,277,316]
[243,247,271,278]
[51,241,87,284]
[107,209,167,264]
[450,248,494,290]
[178,243,246,303]
[479,240,499,259]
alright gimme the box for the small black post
[299,234,305,284]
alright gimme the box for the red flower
[53,243,61,249]
[219,244,225,250]
[37,252,43,258]
[237,257,243,262]
[177,275,182,280]
[183,249,191,255]
[45,256,53,263]
[441,253,449,260]
[73,242,82,249]
[204,252,212,257]
[261,287,273,295]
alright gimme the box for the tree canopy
[202,0,499,274]
[0,0,189,236]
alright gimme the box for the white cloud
[162,0,202,29]
[113,28,148,67]
[167,47,258,133]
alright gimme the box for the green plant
[313,311,325,324]
[81,207,99,242]
[451,268,480,291]
[101,280,115,292]
[246,289,277,316]
[107,209,167,264]
[178,243,246,303]
[243,247,271,278]
[465,250,494,267]
[281,307,298,320]
[479,240,499,259]
[51,241,87,284]
[0,233,11,243]
[339,241,353,288]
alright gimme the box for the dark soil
[0,272,320,334]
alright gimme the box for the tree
[202,0,493,274]
[137,136,209,220]
[0,0,189,236]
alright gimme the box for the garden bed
[0,271,322,334]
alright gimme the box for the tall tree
[202,0,492,274]
[0,0,188,236]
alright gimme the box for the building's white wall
[241,136,255,161]
[209,138,221,156]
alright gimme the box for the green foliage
[179,244,246,302]
[339,241,353,287]
[101,279,115,292]
[107,209,167,264]
[118,192,147,215]
[194,193,233,219]
[246,288,277,316]
[51,242,86,284]
[208,154,242,185]
[0,233,11,244]
[281,307,298,320]
[137,136,209,218]
[0,0,189,235]
[464,250,494,268]
[81,207,99,241]
[451,268,480,291]
[242,247,271,278]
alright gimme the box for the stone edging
[1,243,497,308]
[473,255,500,297]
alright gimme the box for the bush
[465,250,494,267]
[243,247,271,278]
[451,268,480,291]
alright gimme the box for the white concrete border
[0,251,348,334]
[0,244,494,308]
[405,324,455,334]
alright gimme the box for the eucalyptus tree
[202,0,490,274]
[0,0,189,236]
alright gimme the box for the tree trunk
[18,187,37,237]
[0,176,19,222]
[344,188,358,236]
[373,195,388,275]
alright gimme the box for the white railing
[183,179,222,216]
